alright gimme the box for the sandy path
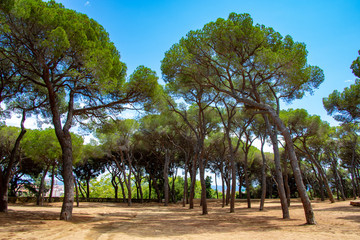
[0,199,359,239]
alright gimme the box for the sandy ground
[0,199,359,240]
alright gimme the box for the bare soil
[0,199,359,240]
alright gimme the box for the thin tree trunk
[221,167,225,208]
[302,145,335,203]
[259,138,267,211]
[264,115,289,218]
[183,165,188,207]
[48,164,56,203]
[244,153,251,208]
[74,178,79,207]
[189,153,197,209]
[199,155,208,215]
[37,164,50,206]
[269,111,316,224]
[163,150,170,206]
[214,172,219,200]
[0,111,26,213]
[283,159,291,206]
[118,174,126,203]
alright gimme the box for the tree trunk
[302,145,335,203]
[48,164,56,203]
[230,95,316,224]
[183,165,188,207]
[214,172,219,200]
[37,164,50,206]
[59,136,75,221]
[283,159,291,206]
[221,168,225,208]
[118,175,126,203]
[199,156,208,215]
[189,153,197,209]
[74,178,79,207]
[86,178,90,199]
[267,110,316,224]
[259,138,267,211]
[264,115,289,218]
[0,111,26,213]
[244,153,251,208]
[148,177,152,200]
[163,150,170,206]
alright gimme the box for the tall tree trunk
[244,152,251,208]
[37,164,50,206]
[199,156,208,215]
[183,165,188,207]
[189,153,197,209]
[268,110,316,224]
[259,138,267,211]
[264,115,289,218]
[0,111,26,213]
[221,168,225,208]
[148,177,151,200]
[163,150,170,206]
[214,172,219,200]
[86,178,90,199]
[232,97,316,224]
[283,159,291,206]
[59,135,75,221]
[118,175,126,203]
[74,178,79,207]
[302,145,335,203]
[48,164,56,203]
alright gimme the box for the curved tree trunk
[272,115,315,224]
[302,145,335,203]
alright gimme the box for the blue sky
[9,0,360,128]
[53,0,359,126]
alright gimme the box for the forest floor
[0,198,359,240]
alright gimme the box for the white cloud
[345,79,354,83]
[84,1,90,6]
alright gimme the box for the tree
[281,108,335,203]
[162,13,324,224]
[0,0,159,220]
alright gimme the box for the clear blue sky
[52,0,360,125]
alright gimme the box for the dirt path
[0,199,359,239]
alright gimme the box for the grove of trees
[0,0,359,225]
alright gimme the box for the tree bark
[183,165,188,207]
[199,155,208,215]
[163,150,170,206]
[259,137,267,211]
[59,135,75,221]
[189,153,197,209]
